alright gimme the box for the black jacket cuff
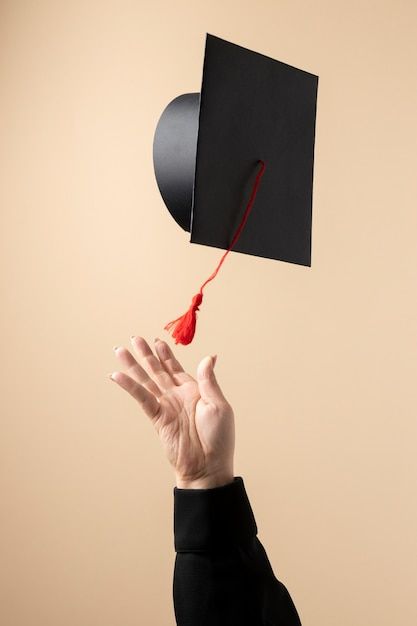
[173,476,258,552]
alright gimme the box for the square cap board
[190,33,319,266]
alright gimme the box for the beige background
[1,1,416,625]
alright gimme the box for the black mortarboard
[153,33,319,344]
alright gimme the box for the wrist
[175,471,234,490]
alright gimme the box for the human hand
[108,336,235,489]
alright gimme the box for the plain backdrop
[1,1,416,625]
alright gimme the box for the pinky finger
[108,371,161,422]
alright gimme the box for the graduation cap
[153,33,319,345]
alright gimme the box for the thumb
[197,355,227,405]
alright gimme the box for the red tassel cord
[164,160,266,345]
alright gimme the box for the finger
[197,355,228,405]
[130,336,176,392]
[153,338,195,385]
[109,371,161,422]
[113,346,163,398]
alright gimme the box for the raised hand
[108,336,235,489]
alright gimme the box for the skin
[108,336,235,489]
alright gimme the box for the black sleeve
[172,476,302,626]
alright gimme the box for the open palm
[109,336,235,487]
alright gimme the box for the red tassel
[164,292,203,346]
[164,160,266,345]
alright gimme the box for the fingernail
[113,345,119,351]
[130,335,135,340]
[154,337,161,343]
[107,372,115,380]
[212,354,217,366]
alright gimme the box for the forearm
[172,476,302,626]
